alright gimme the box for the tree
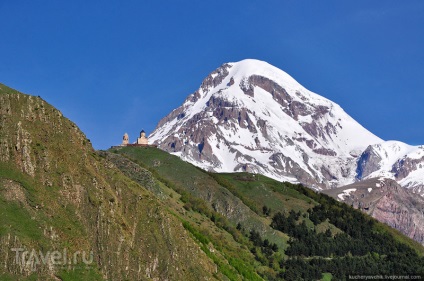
[236,222,242,231]
[263,205,271,216]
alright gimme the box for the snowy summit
[150,59,424,193]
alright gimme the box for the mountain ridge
[323,177,424,245]
[149,59,424,193]
[0,84,218,280]
[2,82,424,280]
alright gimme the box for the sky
[1,1,423,149]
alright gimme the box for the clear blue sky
[1,1,423,149]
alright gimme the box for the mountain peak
[149,60,422,192]
[227,59,303,89]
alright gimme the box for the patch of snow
[337,188,357,200]
[398,166,424,193]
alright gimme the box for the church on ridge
[120,130,154,147]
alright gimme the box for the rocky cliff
[356,141,424,195]
[323,178,424,244]
[0,83,218,280]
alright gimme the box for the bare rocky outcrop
[0,179,30,209]
[393,155,424,195]
[200,63,232,94]
[356,146,383,180]
[324,178,424,245]
[392,155,424,181]
[355,143,424,195]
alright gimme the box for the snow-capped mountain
[357,141,424,194]
[149,59,424,192]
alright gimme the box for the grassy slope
[110,146,289,247]
[101,150,266,280]
[112,146,339,238]
[2,82,423,280]
[0,85,219,281]
[109,146,424,280]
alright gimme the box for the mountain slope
[0,83,218,280]
[357,141,424,195]
[107,146,424,280]
[324,177,424,244]
[1,81,424,280]
[149,59,382,189]
[149,59,424,193]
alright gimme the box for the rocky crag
[0,83,217,280]
[324,178,424,244]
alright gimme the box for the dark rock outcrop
[324,178,424,245]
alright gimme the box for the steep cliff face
[0,83,217,280]
[356,142,424,195]
[324,178,424,245]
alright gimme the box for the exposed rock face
[324,178,424,245]
[0,84,217,280]
[356,142,424,196]
[356,145,383,179]
[392,154,424,194]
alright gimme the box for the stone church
[121,130,149,146]
[122,133,129,146]
[136,130,148,145]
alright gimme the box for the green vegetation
[57,267,103,281]
[0,88,219,280]
[271,195,424,279]
[321,273,332,281]
[0,273,40,281]
[209,172,315,216]
[2,85,424,280]
[110,146,424,280]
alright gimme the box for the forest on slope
[107,146,424,280]
[1,83,423,280]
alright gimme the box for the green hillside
[1,83,423,280]
[108,146,424,280]
[0,84,218,280]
